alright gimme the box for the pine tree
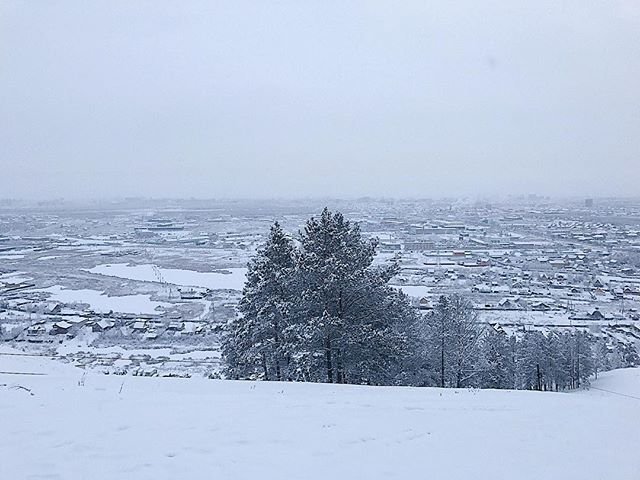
[553,333,573,390]
[545,332,567,391]
[222,222,295,380]
[572,331,594,388]
[615,343,640,367]
[480,328,515,389]
[516,331,545,390]
[426,295,451,388]
[424,294,483,388]
[592,338,610,379]
[294,208,415,385]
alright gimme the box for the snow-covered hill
[1,351,638,480]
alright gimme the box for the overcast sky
[1,1,639,200]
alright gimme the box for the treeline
[470,325,637,391]
[419,294,639,390]
[222,209,639,390]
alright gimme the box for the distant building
[585,198,594,207]
[92,319,115,332]
[52,321,73,335]
[380,242,402,252]
[404,241,433,252]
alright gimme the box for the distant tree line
[477,326,637,391]
[222,209,639,390]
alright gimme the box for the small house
[52,321,73,335]
[92,319,115,332]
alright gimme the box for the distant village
[1,197,639,375]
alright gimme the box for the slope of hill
[1,350,638,480]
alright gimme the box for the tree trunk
[274,317,281,381]
[325,336,333,383]
[336,290,344,384]
[440,335,445,388]
[262,352,269,381]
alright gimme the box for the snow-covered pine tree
[343,266,418,385]
[614,342,640,368]
[294,208,415,385]
[424,294,483,388]
[538,332,563,390]
[425,295,450,388]
[222,221,296,380]
[592,338,610,379]
[516,331,545,390]
[571,330,594,388]
[480,327,515,389]
[552,332,574,390]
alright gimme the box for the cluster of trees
[222,209,638,390]
[480,328,601,391]
[401,294,636,391]
[223,209,416,385]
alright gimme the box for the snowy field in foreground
[1,353,638,480]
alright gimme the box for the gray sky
[1,1,639,200]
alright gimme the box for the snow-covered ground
[44,285,170,314]
[87,264,248,291]
[1,352,638,480]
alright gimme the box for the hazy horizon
[2,1,639,200]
